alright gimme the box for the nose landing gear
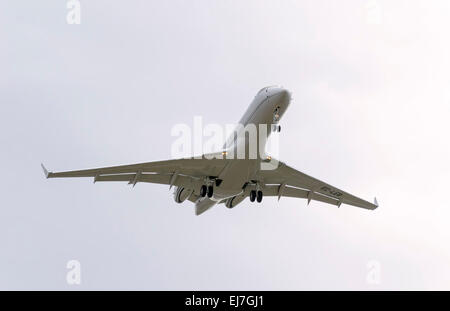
[273,106,281,133]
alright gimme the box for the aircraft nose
[274,88,291,104]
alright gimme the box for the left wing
[257,161,378,210]
[41,156,229,189]
[42,156,232,216]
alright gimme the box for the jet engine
[173,186,192,203]
[225,193,246,209]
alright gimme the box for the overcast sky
[1,0,450,290]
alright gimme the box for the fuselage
[207,86,291,202]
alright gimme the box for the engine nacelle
[173,186,192,203]
[225,193,246,209]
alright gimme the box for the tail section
[195,198,216,216]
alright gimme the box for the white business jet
[42,86,378,215]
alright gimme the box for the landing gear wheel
[256,190,263,203]
[207,185,214,198]
[277,125,281,132]
[249,190,256,202]
[200,185,207,197]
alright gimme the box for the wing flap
[94,174,135,182]
[263,185,340,206]
[93,173,200,190]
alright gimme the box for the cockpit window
[257,87,267,95]
[256,85,279,95]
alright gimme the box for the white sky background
[1,0,450,290]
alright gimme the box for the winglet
[41,163,50,178]
[374,197,379,207]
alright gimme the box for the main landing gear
[200,185,214,198]
[200,178,222,198]
[249,190,263,203]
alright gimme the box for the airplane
[42,86,378,215]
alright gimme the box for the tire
[250,190,256,202]
[256,190,263,203]
[207,185,214,198]
[200,185,207,197]
[277,125,281,132]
